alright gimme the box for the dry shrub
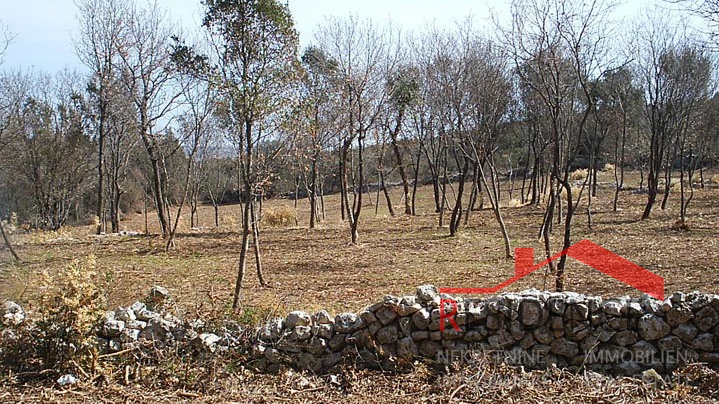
[711,174,719,184]
[569,168,589,181]
[504,199,524,208]
[603,163,615,172]
[22,227,73,244]
[671,219,691,232]
[262,206,297,227]
[0,255,107,375]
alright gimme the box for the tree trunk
[0,219,20,262]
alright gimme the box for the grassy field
[1,170,719,402]
[2,170,718,317]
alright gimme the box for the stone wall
[250,285,719,376]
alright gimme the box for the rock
[602,299,625,316]
[399,317,412,337]
[376,306,398,325]
[376,325,399,344]
[625,301,643,317]
[335,313,364,333]
[464,328,488,342]
[398,337,419,358]
[102,318,125,338]
[533,327,554,345]
[566,303,589,321]
[191,333,221,353]
[616,362,642,376]
[657,335,683,351]
[416,285,438,302]
[360,310,378,324]
[489,330,515,349]
[486,315,505,330]
[692,333,714,351]
[148,286,170,304]
[265,347,282,363]
[307,336,328,354]
[666,304,693,326]
[115,307,136,322]
[119,328,140,343]
[258,318,284,341]
[135,307,159,321]
[316,323,333,339]
[397,302,422,317]
[638,314,671,341]
[1,301,25,326]
[328,334,347,351]
[509,320,526,340]
[673,323,698,343]
[694,306,719,331]
[291,326,312,341]
[519,298,544,327]
[297,353,321,372]
[412,309,431,329]
[412,330,429,340]
[286,311,312,329]
[547,297,566,315]
[56,374,77,386]
[613,330,638,347]
[551,338,579,357]
[312,310,333,325]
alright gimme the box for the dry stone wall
[249,285,719,376]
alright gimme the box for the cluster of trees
[1,0,719,306]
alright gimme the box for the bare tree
[116,1,183,238]
[203,0,299,309]
[315,16,397,244]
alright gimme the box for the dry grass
[603,163,616,172]
[712,174,719,185]
[262,206,298,227]
[569,168,589,181]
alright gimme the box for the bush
[0,255,108,376]
[712,174,719,185]
[603,163,615,172]
[262,206,297,227]
[569,169,589,182]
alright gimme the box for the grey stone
[335,313,364,333]
[115,307,136,322]
[412,330,429,340]
[265,347,282,363]
[119,328,140,343]
[376,306,398,325]
[613,330,638,346]
[488,330,515,349]
[328,334,347,351]
[464,328,488,342]
[191,333,221,353]
[510,320,526,340]
[317,323,333,339]
[102,319,125,338]
[602,300,625,316]
[135,307,159,321]
[2,301,25,326]
[258,318,284,341]
[148,286,170,304]
[399,317,412,337]
[625,301,643,317]
[694,306,719,331]
[533,327,555,345]
[519,298,544,327]
[359,310,378,324]
[486,315,505,330]
[297,352,321,372]
[692,333,714,351]
[638,314,671,341]
[398,303,422,317]
[657,335,683,351]
[416,285,438,302]
[376,325,399,344]
[520,333,536,349]
[312,310,333,325]
[398,337,419,358]
[551,338,579,357]
[307,336,328,354]
[286,311,312,329]
[291,325,312,341]
[673,323,698,343]
[566,303,589,321]
[666,304,693,326]
[412,309,431,329]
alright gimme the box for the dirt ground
[1,170,719,402]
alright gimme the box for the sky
[0,0,671,73]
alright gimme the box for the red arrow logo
[440,239,664,300]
